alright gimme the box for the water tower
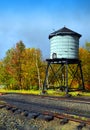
[43,27,85,94]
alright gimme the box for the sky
[0,0,90,59]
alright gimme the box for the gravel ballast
[0,94,90,130]
[1,94,90,117]
[0,107,90,130]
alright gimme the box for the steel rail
[43,111,90,125]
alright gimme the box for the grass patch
[0,89,40,95]
[46,89,66,96]
[0,89,66,96]
[0,89,90,97]
[69,91,90,96]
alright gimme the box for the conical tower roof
[49,27,81,39]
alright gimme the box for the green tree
[85,42,90,52]
[0,48,16,89]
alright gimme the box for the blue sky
[0,0,90,59]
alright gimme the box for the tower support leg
[79,61,85,90]
[65,61,69,94]
[43,62,50,92]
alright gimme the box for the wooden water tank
[49,27,81,59]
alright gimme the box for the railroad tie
[37,114,54,122]
[27,112,40,119]
[11,107,18,113]
[21,110,29,117]
[77,122,86,130]
[14,109,22,114]
[60,118,69,125]
[5,105,12,110]
[0,104,6,109]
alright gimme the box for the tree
[79,47,90,90]
[0,48,16,89]
[1,41,25,89]
[85,42,90,52]
[14,41,25,89]
[21,48,45,90]
[0,41,46,90]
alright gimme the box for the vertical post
[79,61,85,90]
[43,62,50,92]
[61,63,64,86]
[66,61,68,94]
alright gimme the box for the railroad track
[1,92,90,103]
[0,93,90,129]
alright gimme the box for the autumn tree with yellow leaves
[0,41,45,90]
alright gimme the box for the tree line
[0,41,90,90]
